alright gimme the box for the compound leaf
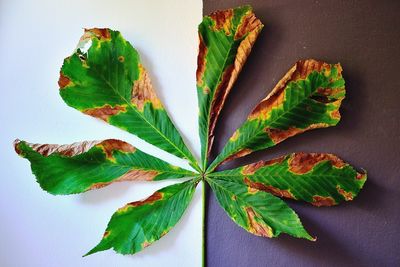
[209,59,345,171]
[197,5,263,168]
[207,176,314,240]
[85,180,197,256]
[14,139,194,195]
[59,28,198,169]
[209,153,367,206]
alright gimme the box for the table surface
[204,1,400,266]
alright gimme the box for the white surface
[0,0,202,266]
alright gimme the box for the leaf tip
[13,139,23,155]
[82,244,103,257]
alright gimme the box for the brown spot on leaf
[131,64,162,110]
[196,34,207,86]
[85,28,111,40]
[356,171,367,180]
[83,104,126,122]
[311,196,336,207]
[242,157,286,175]
[288,153,346,174]
[88,169,158,191]
[245,207,273,237]
[89,182,111,190]
[118,56,125,62]
[209,8,233,35]
[208,64,235,154]
[142,241,151,248]
[13,139,22,155]
[317,87,343,97]
[220,148,253,165]
[58,72,71,89]
[103,231,110,238]
[266,127,304,144]
[331,110,341,119]
[266,123,330,144]
[127,191,164,208]
[336,186,353,201]
[97,139,136,160]
[117,169,158,182]
[235,11,262,40]
[203,86,210,94]
[244,178,295,199]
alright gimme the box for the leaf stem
[201,179,207,267]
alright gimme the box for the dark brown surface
[204,0,400,266]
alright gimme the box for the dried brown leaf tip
[234,10,262,40]
[84,28,111,40]
[14,139,101,157]
[209,9,233,34]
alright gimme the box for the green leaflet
[208,59,345,171]
[14,139,194,195]
[85,180,197,256]
[197,5,263,169]
[209,153,367,206]
[59,28,198,170]
[207,177,314,240]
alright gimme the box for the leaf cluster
[15,5,366,256]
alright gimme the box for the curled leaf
[197,5,263,167]
[15,139,194,195]
[209,59,345,171]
